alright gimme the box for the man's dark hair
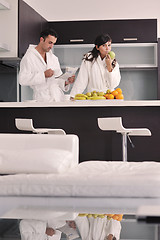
[40,29,58,40]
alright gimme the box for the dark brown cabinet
[49,20,103,44]
[18,0,48,58]
[102,19,157,43]
[49,19,157,44]
[0,0,48,102]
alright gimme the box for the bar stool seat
[15,118,66,135]
[98,117,151,161]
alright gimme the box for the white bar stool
[15,118,66,135]
[98,117,151,162]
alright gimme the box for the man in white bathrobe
[19,29,75,102]
[19,219,65,240]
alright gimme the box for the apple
[108,51,115,60]
[98,92,104,96]
[86,92,92,97]
[92,92,97,97]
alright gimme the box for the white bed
[0,134,160,218]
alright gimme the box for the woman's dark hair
[40,29,58,40]
[84,34,112,62]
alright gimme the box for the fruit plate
[74,99,124,102]
[106,99,124,101]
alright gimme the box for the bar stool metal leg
[122,133,127,162]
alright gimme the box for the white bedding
[0,148,74,174]
[0,134,79,174]
[1,161,160,198]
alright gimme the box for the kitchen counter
[0,100,160,107]
[0,100,160,163]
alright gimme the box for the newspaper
[60,67,78,80]
[58,223,80,240]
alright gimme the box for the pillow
[0,148,73,174]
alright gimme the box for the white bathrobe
[19,45,69,102]
[19,219,65,240]
[75,216,121,240]
[70,54,121,97]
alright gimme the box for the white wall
[0,0,159,58]
[24,0,160,37]
[0,0,18,57]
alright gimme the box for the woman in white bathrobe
[75,215,121,240]
[19,29,75,102]
[70,34,121,98]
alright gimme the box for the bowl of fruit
[104,88,124,100]
[74,88,124,100]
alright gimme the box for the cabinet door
[49,20,103,44]
[102,19,157,43]
[49,19,157,45]
[112,43,157,67]
[18,0,48,58]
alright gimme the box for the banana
[78,213,88,217]
[75,93,106,100]
[93,214,98,218]
[98,214,105,218]
[91,96,106,100]
[74,97,86,100]
[75,94,87,98]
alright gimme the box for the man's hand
[44,69,54,78]
[46,227,55,236]
[65,75,75,85]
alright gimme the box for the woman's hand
[105,55,112,72]
[46,227,55,236]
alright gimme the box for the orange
[117,215,123,221]
[116,88,122,94]
[106,94,114,99]
[111,90,118,97]
[105,214,123,221]
[104,93,109,99]
[112,215,119,220]
[116,93,124,99]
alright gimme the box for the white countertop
[0,100,160,107]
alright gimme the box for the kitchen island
[0,100,160,162]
